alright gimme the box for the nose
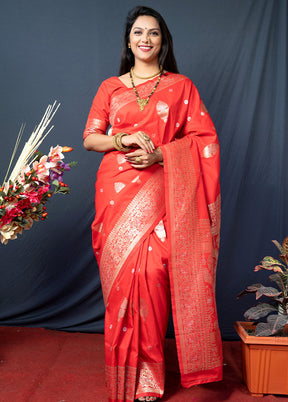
[142,31,150,44]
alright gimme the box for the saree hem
[181,367,223,388]
[135,393,163,399]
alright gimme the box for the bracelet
[112,133,131,152]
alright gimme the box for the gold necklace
[129,68,163,111]
[131,66,162,80]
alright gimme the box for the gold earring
[128,43,131,48]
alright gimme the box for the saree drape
[83,72,222,401]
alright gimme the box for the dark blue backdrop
[0,0,287,339]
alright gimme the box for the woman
[83,6,222,402]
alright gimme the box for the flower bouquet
[0,102,76,244]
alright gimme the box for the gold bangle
[112,133,131,152]
[112,135,119,150]
[116,133,131,152]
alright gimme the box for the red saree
[83,72,222,401]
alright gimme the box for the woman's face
[129,15,162,66]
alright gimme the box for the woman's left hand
[125,147,163,169]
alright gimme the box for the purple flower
[60,162,71,171]
[50,171,63,182]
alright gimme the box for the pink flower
[48,145,64,164]
[33,156,50,182]
[0,204,21,227]
[26,191,41,203]
[17,198,31,209]
[38,185,50,196]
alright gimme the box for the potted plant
[234,237,288,397]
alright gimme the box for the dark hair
[119,6,179,75]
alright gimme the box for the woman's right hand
[121,131,155,154]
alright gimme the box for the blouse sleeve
[83,81,110,140]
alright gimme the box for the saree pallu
[84,72,222,401]
[162,136,222,387]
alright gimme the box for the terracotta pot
[234,321,288,397]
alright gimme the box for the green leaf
[255,314,286,336]
[262,256,285,268]
[68,161,78,168]
[255,286,282,300]
[59,187,70,194]
[255,264,284,274]
[54,187,70,194]
[237,283,262,298]
[255,322,272,336]
[52,180,59,186]
[0,209,7,217]
[18,218,29,227]
[267,314,288,334]
[244,303,277,320]
[269,273,285,291]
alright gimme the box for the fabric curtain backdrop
[0,0,287,339]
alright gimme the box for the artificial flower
[48,145,64,164]
[32,155,51,182]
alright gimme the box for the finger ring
[135,157,141,162]
[143,134,150,141]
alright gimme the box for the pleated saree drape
[83,72,222,401]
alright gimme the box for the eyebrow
[132,27,161,31]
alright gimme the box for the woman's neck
[132,61,161,78]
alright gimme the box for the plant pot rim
[234,321,288,345]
